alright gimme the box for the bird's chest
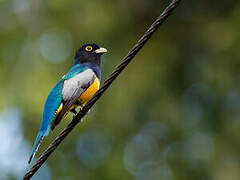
[78,76,100,104]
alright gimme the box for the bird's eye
[85,46,93,52]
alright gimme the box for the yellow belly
[78,76,100,104]
[55,76,100,120]
[51,76,100,129]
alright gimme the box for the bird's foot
[70,108,78,118]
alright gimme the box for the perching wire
[23,0,182,179]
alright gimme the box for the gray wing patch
[51,69,95,130]
[62,69,95,101]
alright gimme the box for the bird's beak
[95,47,107,54]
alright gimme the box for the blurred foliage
[0,0,240,179]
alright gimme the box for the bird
[28,43,107,164]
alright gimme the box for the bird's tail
[28,130,45,164]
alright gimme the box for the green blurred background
[0,0,240,179]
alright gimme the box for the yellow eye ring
[85,46,93,51]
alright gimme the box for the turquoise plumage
[28,43,107,164]
[29,64,88,163]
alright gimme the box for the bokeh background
[0,0,240,179]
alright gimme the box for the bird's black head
[74,43,107,66]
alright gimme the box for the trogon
[28,43,107,164]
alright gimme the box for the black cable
[23,0,182,179]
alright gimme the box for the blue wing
[28,80,63,163]
[28,64,88,164]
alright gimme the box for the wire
[23,0,182,179]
